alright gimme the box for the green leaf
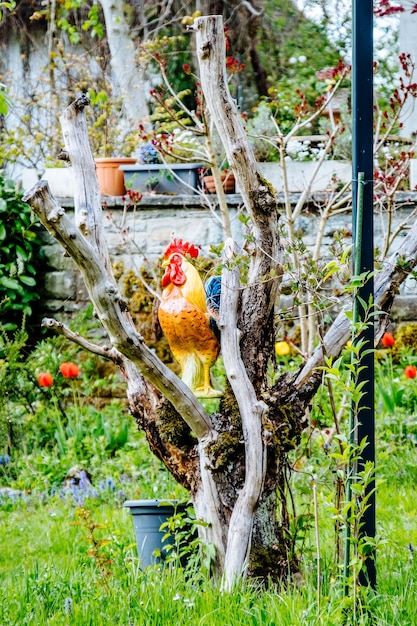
[322,260,341,282]
[19,276,36,286]
[0,276,21,290]
[0,91,9,115]
[15,245,28,260]
[22,230,38,241]
[350,483,363,495]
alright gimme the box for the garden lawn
[1,444,417,625]
[2,329,417,623]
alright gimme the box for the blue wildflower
[106,477,116,491]
[73,489,85,506]
[138,142,161,164]
[79,470,89,491]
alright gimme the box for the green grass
[2,444,417,625]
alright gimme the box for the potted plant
[42,161,75,198]
[120,141,203,195]
[202,168,236,194]
[88,91,139,196]
[95,156,137,196]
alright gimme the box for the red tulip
[37,372,53,387]
[59,362,80,378]
[381,332,395,347]
[404,365,417,379]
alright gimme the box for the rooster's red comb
[163,238,200,259]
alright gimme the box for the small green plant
[73,506,113,585]
[159,501,216,578]
[0,0,14,22]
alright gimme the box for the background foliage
[0,175,45,333]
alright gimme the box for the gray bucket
[123,499,188,566]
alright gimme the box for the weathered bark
[194,16,285,586]
[218,240,268,585]
[194,15,282,388]
[22,14,417,590]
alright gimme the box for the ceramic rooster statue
[158,238,222,398]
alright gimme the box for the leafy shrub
[0,175,45,332]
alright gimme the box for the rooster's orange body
[158,239,221,398]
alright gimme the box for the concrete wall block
[409,160,417,191]
[41,299,86,314]
[44,271,78,300]
[140,213,222,255]
[75,274,90,301]
[42,244,77,271]
[259,161,351,193]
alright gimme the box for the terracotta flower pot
[95,157,137,196]
[203,171,236,194]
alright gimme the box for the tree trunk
[98,0,150,129]
[23,15,417,590]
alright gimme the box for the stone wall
[37,192,417,323]
[39,194,242,317]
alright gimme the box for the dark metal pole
[352,0,376,589]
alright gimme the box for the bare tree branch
[42,316,123,362]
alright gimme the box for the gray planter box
[120,163,203,195]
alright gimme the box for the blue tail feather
[205,275,222,342]
[205,275,222,314]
